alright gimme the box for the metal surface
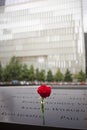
[0,86,87,130]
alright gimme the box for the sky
[5,0,87,32]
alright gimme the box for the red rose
[37,84,51,98]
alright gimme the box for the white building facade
[0,0,86,74]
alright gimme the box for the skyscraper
[0,0,5,6]
[0,0,5,12]
[0,0,86,74]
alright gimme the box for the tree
[46,69,54,82]
[64,69,73,82]
[38,69,46,82]
[54,69,64,82]
[28,65,35,81]
[0,62,3,81]
[4,56,22,81]
[77,70,86,82]
[20,64,29,81]
[35,68,40,81]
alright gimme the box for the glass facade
[0,0,5,6]
[0,0,86,74]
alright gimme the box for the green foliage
[1,56,87,83]
[3,56,22,81]
[0,62,3,81]
[46,69,54,82]
[28,65,35,81]
[54,69,64,82]
[35,68,40,81]
[64,69,72,82]
[77,70,86,82]
[3,65,11,81]
[38,69,46,81]
[20,64,29,81]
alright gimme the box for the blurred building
[0,0,86,74]
[0,0,5,12]
[0,0,5,6]
[84,33,87,74]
